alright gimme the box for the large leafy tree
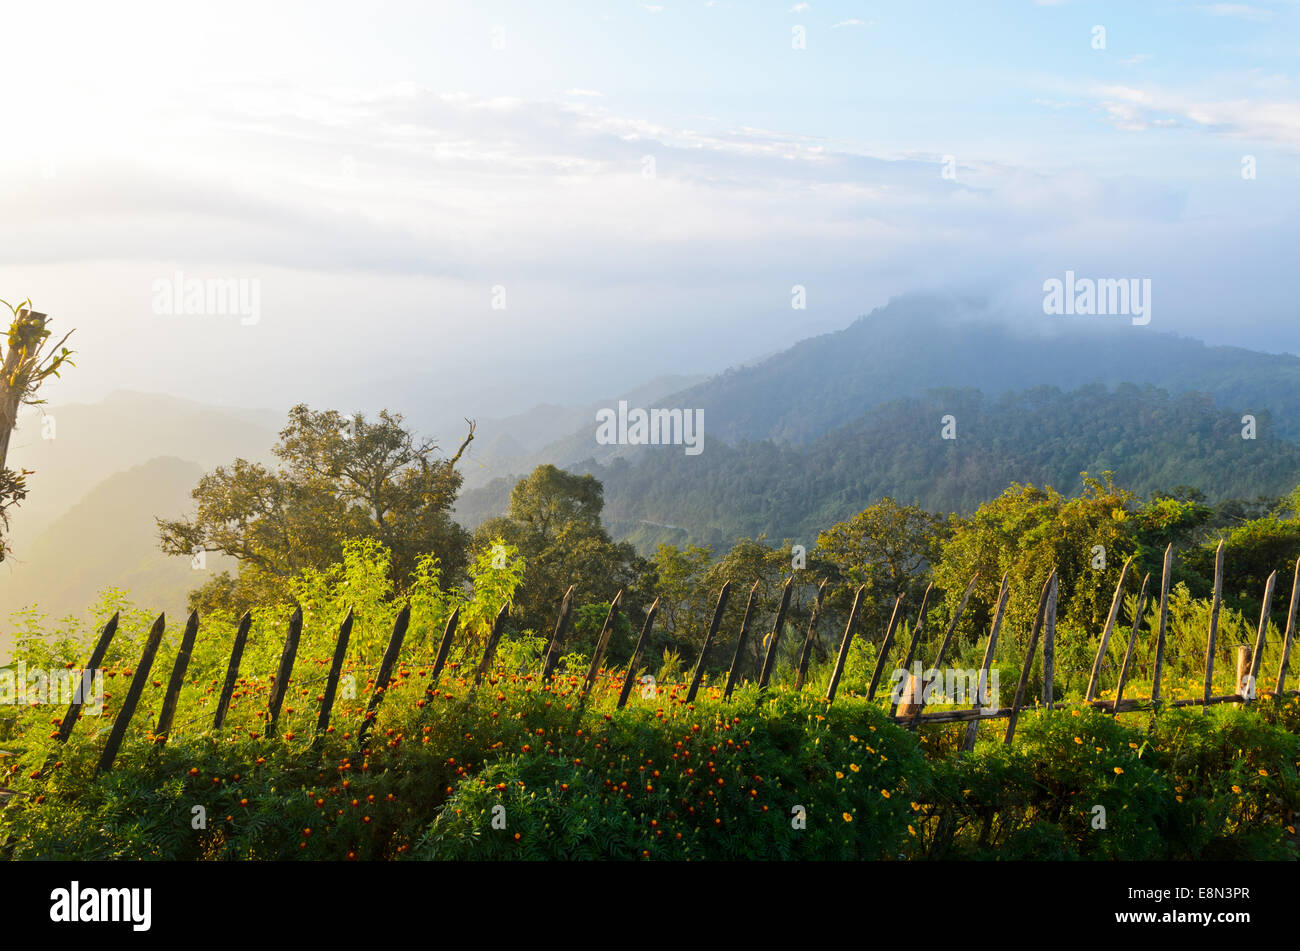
[473,464,655,636]
[159,405,474,612]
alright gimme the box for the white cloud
[832,18,874,28]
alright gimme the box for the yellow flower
[1176,795,1183,802]
[1113,767,1123,775]
[880,789,891,799]
[842,812,853,822]
[910,801,920,811]
[835,771,844,779]
[1258,768,1268,777]
[849,763,860,773]
[1073,737,1082,745]
[907,824,916,836]
[849,734,858,743]
[1231,785,1242,794]
[1128,742,1138,749]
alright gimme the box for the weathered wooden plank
[213,611,253,730]
[963,573,1011,751]
[540,584,576,682]
[429,607,461,684]
[55,612,119,744]
[1003,571,1055,744]
[265,606,304,738]
[474,604,511,686]
[1276,558,1299,694]
[1086,555,1133,703]
[889,584,933,717]
[1151,544,1173,703]
[315,609,354,737]
[824,585,867,705]
[1245,570,1276,703]
[154,610,201,741]
[358,604,412,749]
[684,583,731,703]
[581,591,623,695]
[617,598,660,709]
[906,575,979,729]
[793,580,829,691]
[1203,540,1224,710]
[1112,574,1151,713]
[723,581,761,700]
[95,613,167,774]
[758,577,795,689]
[1042,572,1059,707]
[866,593,906,702]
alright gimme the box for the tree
[159,405,474,612]
[472,465,655,635]
[813,497,949,634]
[0,300,74,560]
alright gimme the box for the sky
[1,0,1297,432]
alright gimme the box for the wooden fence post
[265,606,303,739]
[95,613,167,775]
[581,591,623,695]
[1003,572,1054,744]
[315,609,354,738]
[1042,572,1058,707]
[758,577,795,689]
[474,604,511,686]
[540,585,576,682]
[213,611,252,730]
[686,582,731,703]
[429,607,461,684]
[1112,574,1151,713]
[617,599,660,709]
[358,605,411,750]
[1246,571,1276,703]
[1276,558,1299,695]
[866,594,906,702]
[889,584,933,717]
[1235,646,1249,705]
[824,585,866,706]
[793,580,828,691]
[907,575,978,729]
[1151,544,1172,704]
[155,611,201,742]
[1086,556,1133,703]
[1203,540,1224,711]
[963,573,1011,751]
[55,612,119,744]
[723,582,761,700]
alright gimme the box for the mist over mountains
[5,295,1300,643]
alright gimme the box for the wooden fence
[48,540,1300,773]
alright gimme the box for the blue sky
[1,1,1297,427]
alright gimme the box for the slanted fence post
[265,606,303,739]
[1203,540,1224,712]
[429,607,461,684]
[55,612,119,744]
[723,582,761,700]
[581,591,623,695]
[866,593,906,702]
[1276,558,1299,695]
[315,609,354,738]
[824,585,866,706]
[963,573,1010,751]
[96,613,167,775]
[793,580,828,691]
[358,605,411,750]
[1151,545,1172,704]
[155,611,201,742]
[1004,571,1055,744]
[540,585,576,682]
[1042,572,1058,707]
[907,575,978,729]
[686,582,731,703]
[213,611,252,730]
[758,577,794,689]
[1245,571,1276,703]
[1086,556,1133,703]
[474,604,511,686]
[889,584,933,717]
[1112,574,1151,713]
[617,598,660,709]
